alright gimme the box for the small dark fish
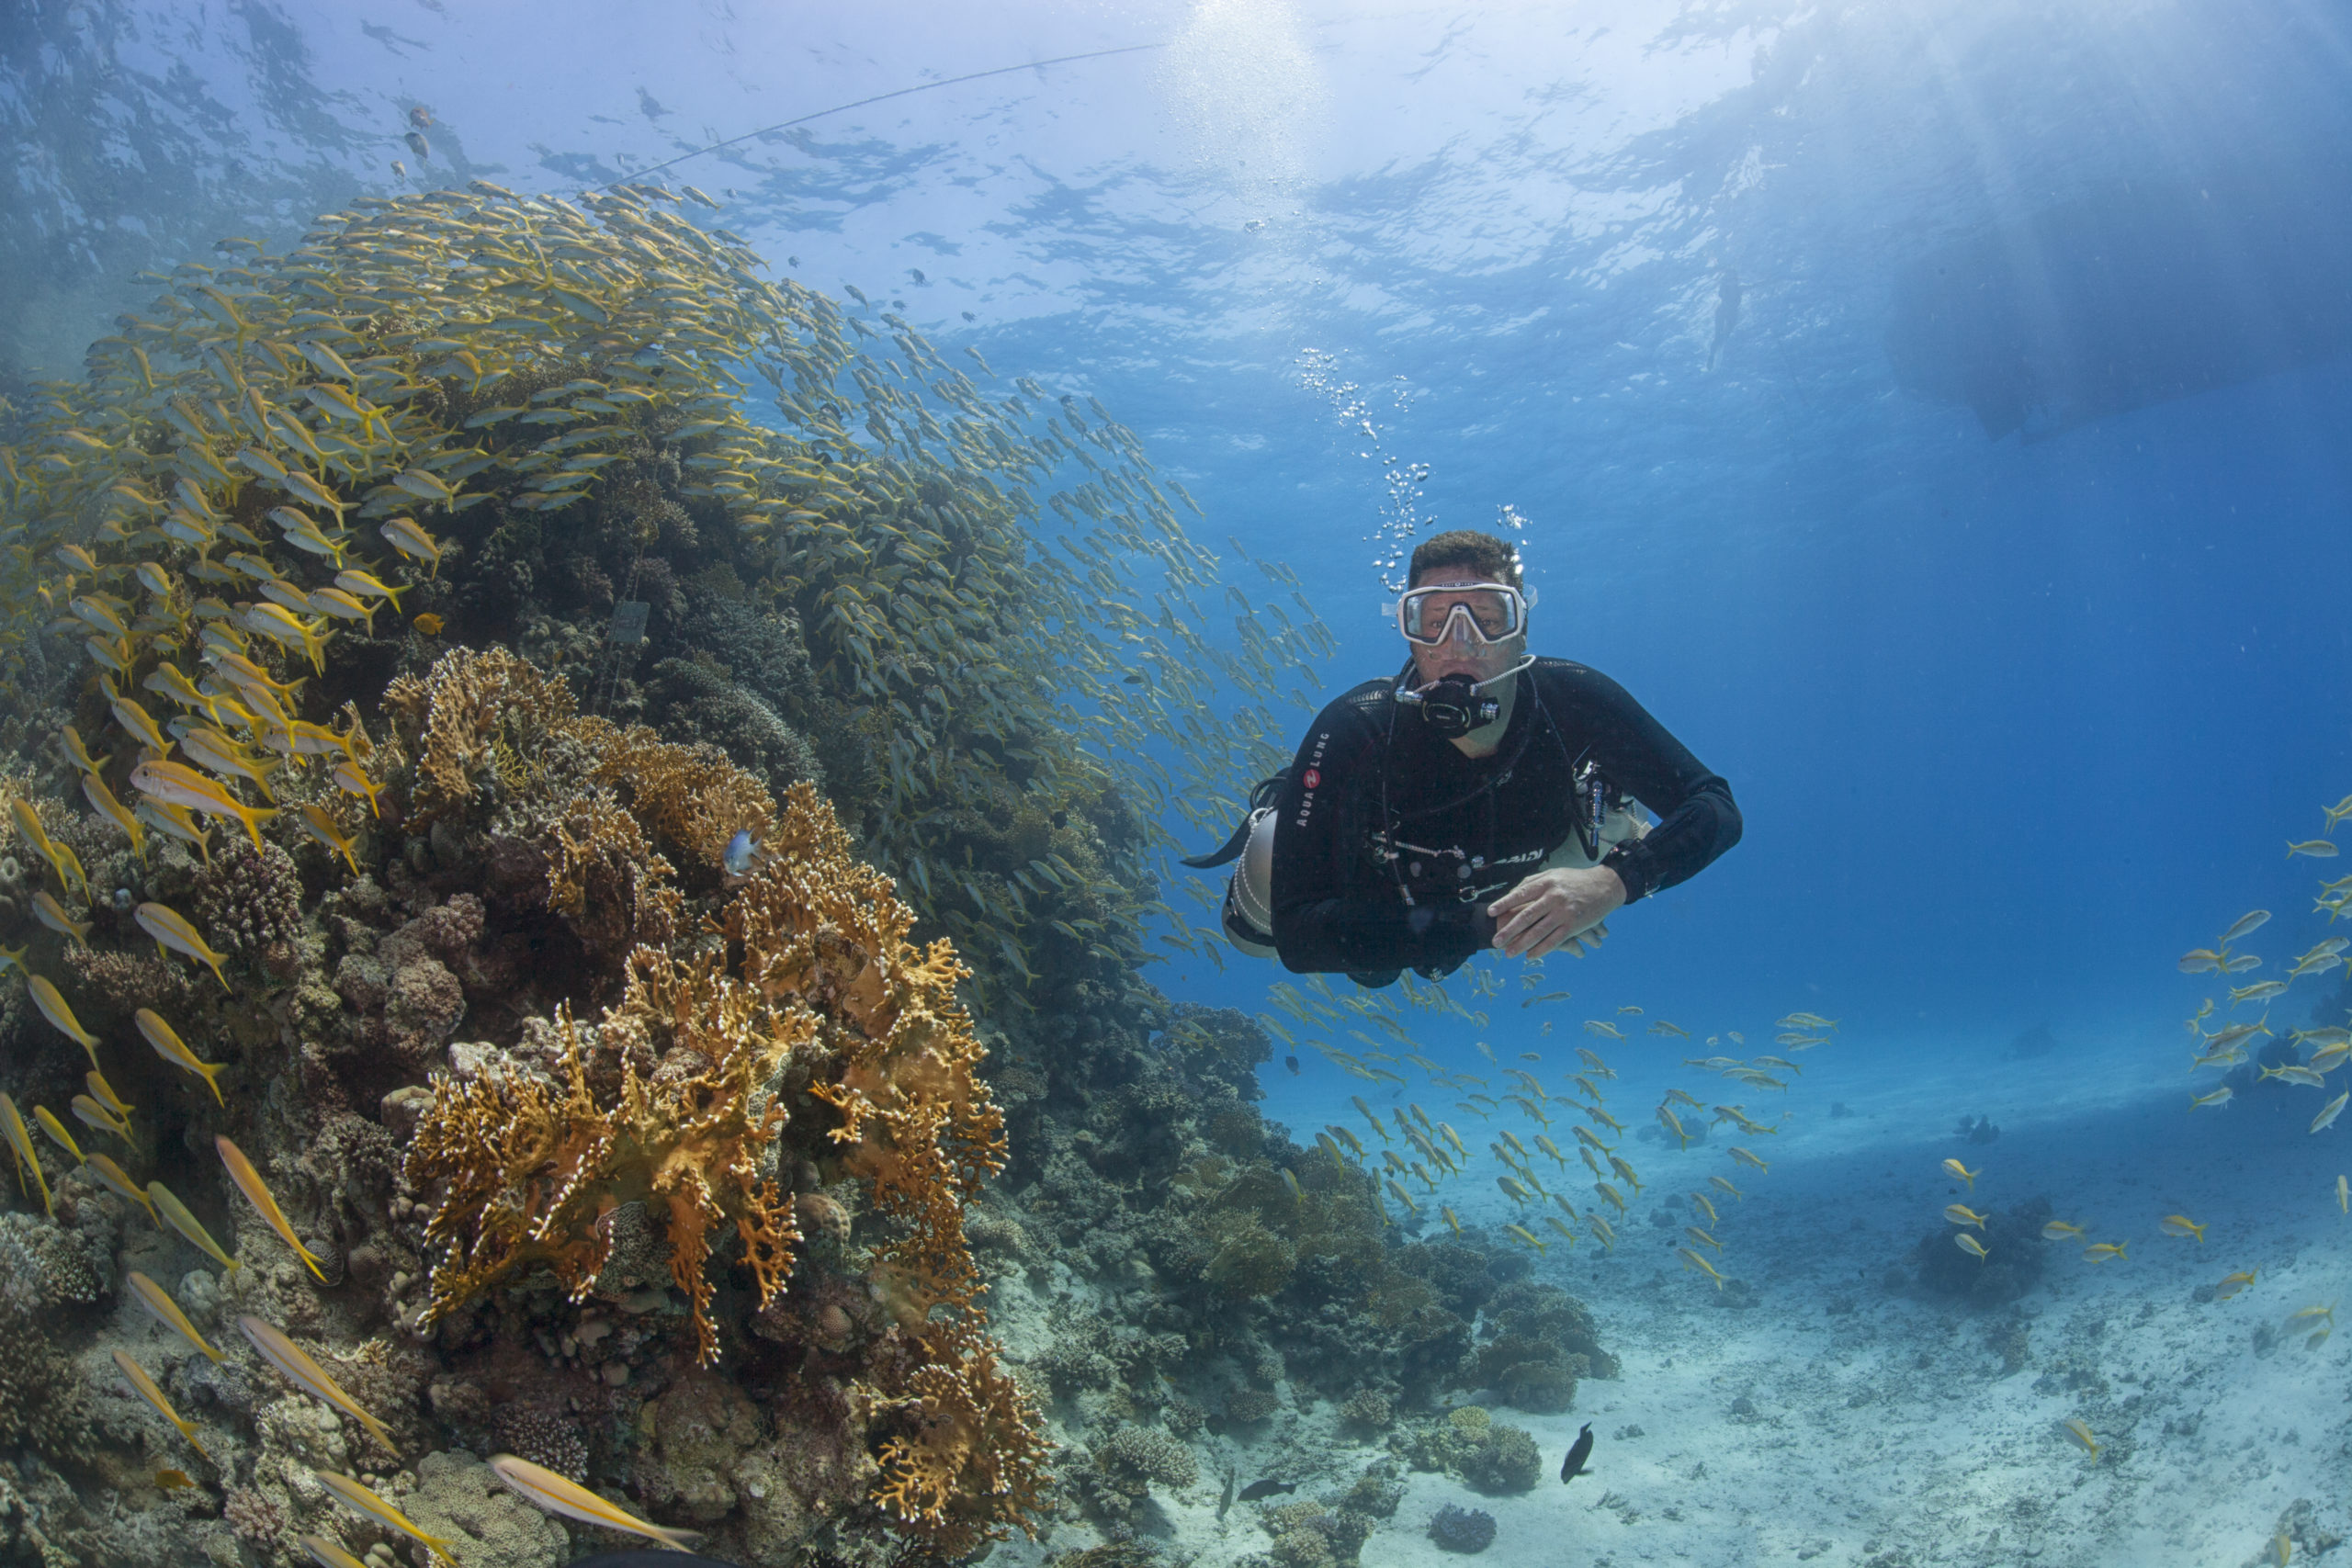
[1560,1422,1594,1483]
[1123,672,1146,684]
[961,310,977,322]
[1238,1479,1295,1502]
[909,268,926,284]
[405,130,430,161]
[1284,1055,1300,1075]
[409,105,433,130]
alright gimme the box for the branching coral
[575,715,775,873]
[382,645,581,825]
[869,1314,1052,1559]
[403,943,807,1366]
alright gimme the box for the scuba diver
[1186,529,1741,987]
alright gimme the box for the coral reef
[1910,1194,2054,1304]
[1400,1405,1545,1494]
[1427,1503,1498,1554]
[0,177,1364,1568]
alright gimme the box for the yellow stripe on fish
[134,902,232,988]
[0,1094,54,1217]
[218,1136,327,1282]
[112,1349,210,1461]
[488,1454,705,1552]
[149,1181,239,1274]
[313,1472,455,1565]
[125,1270,223,1362]
[138,1010,227,1104]
[239,1318,398,1458]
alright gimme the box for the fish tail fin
[198,1062,226,1106]
[649,1524,707,1551]
[300,1246,328,1282]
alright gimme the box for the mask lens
[1399,585,1521,645]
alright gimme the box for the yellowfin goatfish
[150,1182,239,1274]
[334,569,405,609]
[129,758,277,850]
[1941,1158,1979,1190]
[33,1105,84,1165]
[135,902,232,988]
[2062,1417,2100,1462]
[379,514,442,576]
[74,1091,130,1146]
[488,1453,706,1552]
[112,1349,210,1460]
[313,1472,454,1564]
[0,1094,54,1216]
[297,1537,372,1568]
[83,774,147,861]
[60,725,105,779]
[217,1136,327,1281]
[2084,1242,2129,1263]
[2313,1091,2349,1134]
[1955,1233,1990,1259]
[87,1154,158,1224]
[9,798,53,858]
[2159,1214,2207,1243]
[125,1269,223,1362]
[240,1318,400,1458]
[138,1009,226,1104]
[297,804,363,874]
[2215,1269,2259,1300]
[331,756,383,817]
[32,890,90,944]
[27,976,102,1063]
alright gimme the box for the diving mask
[1393,581,1532,647]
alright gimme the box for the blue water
[9,2,2352,1557]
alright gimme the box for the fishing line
[594,42,1166,192]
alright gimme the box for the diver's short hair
[1408,529,1523,591]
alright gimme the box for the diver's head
[1398,530,1530,693]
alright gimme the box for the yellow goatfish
[2159,1214,2208,1243]
[2042,1220,2086,1241]
[85,1069,131,1119]
[2062,1417,2100,1462]
[149,1182,239,1274]
[217,1136,327,1281]
[26,975,101,1062]
[110,694,171,756]
[334,568,405,609]
[296,1536,371,1568]
[2084,1242,2129,1263]
[60,724,106,779]
[129,758,277,850]
[32,889,90,944]
[125,1269,223,1362]
[87,1154,158,1224]
[82,774,147,861]
[2313,1091,2349,1135]
[238,1318,398,1458]
[313,1472,454,1564]
[1729,1146,1770,1172]
[112,1349,210,1460]
[2337,1175,2348,1214]
[2215,1269,2258,1300]
[489,1453,705,1552]
[296,804,362,875]
[1955,1233,1990,1260]
[134,902,232,989]
[138,1010,227,1104]
[73,1092,131,1147]
[33,1105,84,1165]
[379,515,442,576]
[1678,1246,1727,1289]
[0,1094,54,1216]
[330,756,382,817]
[9,798,54,858]
[1941,1158,1979,1190]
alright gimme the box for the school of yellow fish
[1262,965,1845,1290]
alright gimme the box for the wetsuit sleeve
[1268,694,1491,976]
[1566,666,1743,902]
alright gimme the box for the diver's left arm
[1488,666,1742,959]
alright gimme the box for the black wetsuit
[1269,658,1741,981]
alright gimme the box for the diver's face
[1407,564,1527,687]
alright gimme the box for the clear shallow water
[7,2,2352,1563]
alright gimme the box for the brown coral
[403,944,807,1366]
[574,714,776,872]
[544,784,682,953]
[382,644,578,823]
